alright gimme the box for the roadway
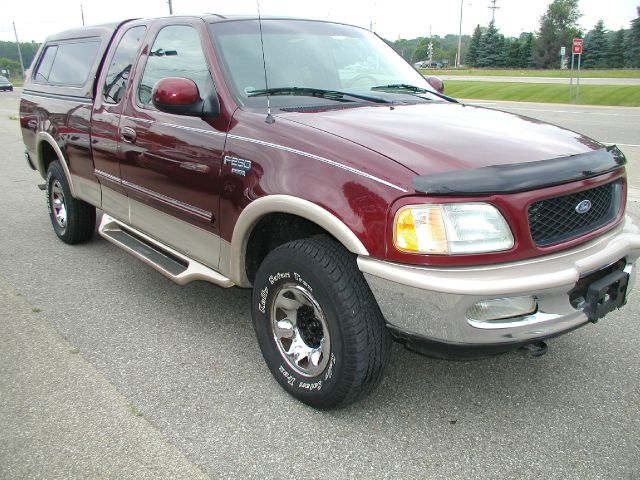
[1,89,639,479]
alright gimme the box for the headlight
[393,203,514,254]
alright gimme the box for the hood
[278,102,602,176]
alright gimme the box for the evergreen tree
[505,39,522,68]
[465,25,483,66]
[520,33,536,68]
[535,0,582,68]
[607,28,625,68]
[626,7,640,67]
[477,21,505,67]
[583,20,609,68]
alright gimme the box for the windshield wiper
[248,87,389,104]
[371,83,428,93]
[371,83,458,103]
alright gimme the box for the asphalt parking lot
[1,88,639,479]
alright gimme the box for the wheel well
[245,213,336,283]
[39,141,59,176]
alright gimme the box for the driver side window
[138,25,210,106]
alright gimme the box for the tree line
[393,0,640,69]
[0,40,40,78]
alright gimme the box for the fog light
[466,297,537,322]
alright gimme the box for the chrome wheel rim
[270,283,331,378]
[51,180,67,229]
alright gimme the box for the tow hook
[520,340,548,357]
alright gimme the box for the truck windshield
[209,19,441,108]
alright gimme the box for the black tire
[252,238,392,409]
[46,161,96,244]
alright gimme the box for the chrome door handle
[120,126,137,143]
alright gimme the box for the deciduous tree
[534,0,582,68]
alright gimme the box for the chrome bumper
[359,216,640,346]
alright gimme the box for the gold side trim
[36,132,76,197]
[230,195,369,287]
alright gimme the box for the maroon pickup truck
[20,15,640,409]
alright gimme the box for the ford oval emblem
[575,199,592,214]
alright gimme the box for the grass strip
[444,80,640,107]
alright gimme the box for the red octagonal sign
[572,38,583,54]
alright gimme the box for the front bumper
[359,216,640,352]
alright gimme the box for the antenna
[257,0,275,124]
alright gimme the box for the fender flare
[35,132,76,198]
[229,195,369,287]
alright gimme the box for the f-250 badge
[224,155,252,176]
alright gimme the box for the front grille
[528,180,622,247]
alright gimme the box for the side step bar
[98,214,234,288]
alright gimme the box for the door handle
[120,126,137,143]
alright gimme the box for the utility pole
[80,4,85,25]
[488,0,499,23]
[428,25,433,68]
[456,0,464,68]
[12,22,25,79]
[168,0,173,15]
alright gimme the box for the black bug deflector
[412,145,626,196]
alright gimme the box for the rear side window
[138,25,210,106]
[103,26,146,104]
[34,46,58,83]
[34,40,100,86]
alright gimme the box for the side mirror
[426,76,445,94]
[152,77,220,117]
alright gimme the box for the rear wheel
[251,238,391,409]
[46,161,95,244]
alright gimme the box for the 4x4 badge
[575,199,592,214]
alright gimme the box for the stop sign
[572,38,583,54]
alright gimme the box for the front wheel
[251,238,391,409]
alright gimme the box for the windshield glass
[209,19,440,108]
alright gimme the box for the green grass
[444,80,640,106]
[419,68,640,78]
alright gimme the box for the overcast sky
[1,0,638,43]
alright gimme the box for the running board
[98,214,234,288]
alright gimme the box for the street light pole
[456,0,463,68]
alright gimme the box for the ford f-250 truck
[20,15,640,409]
